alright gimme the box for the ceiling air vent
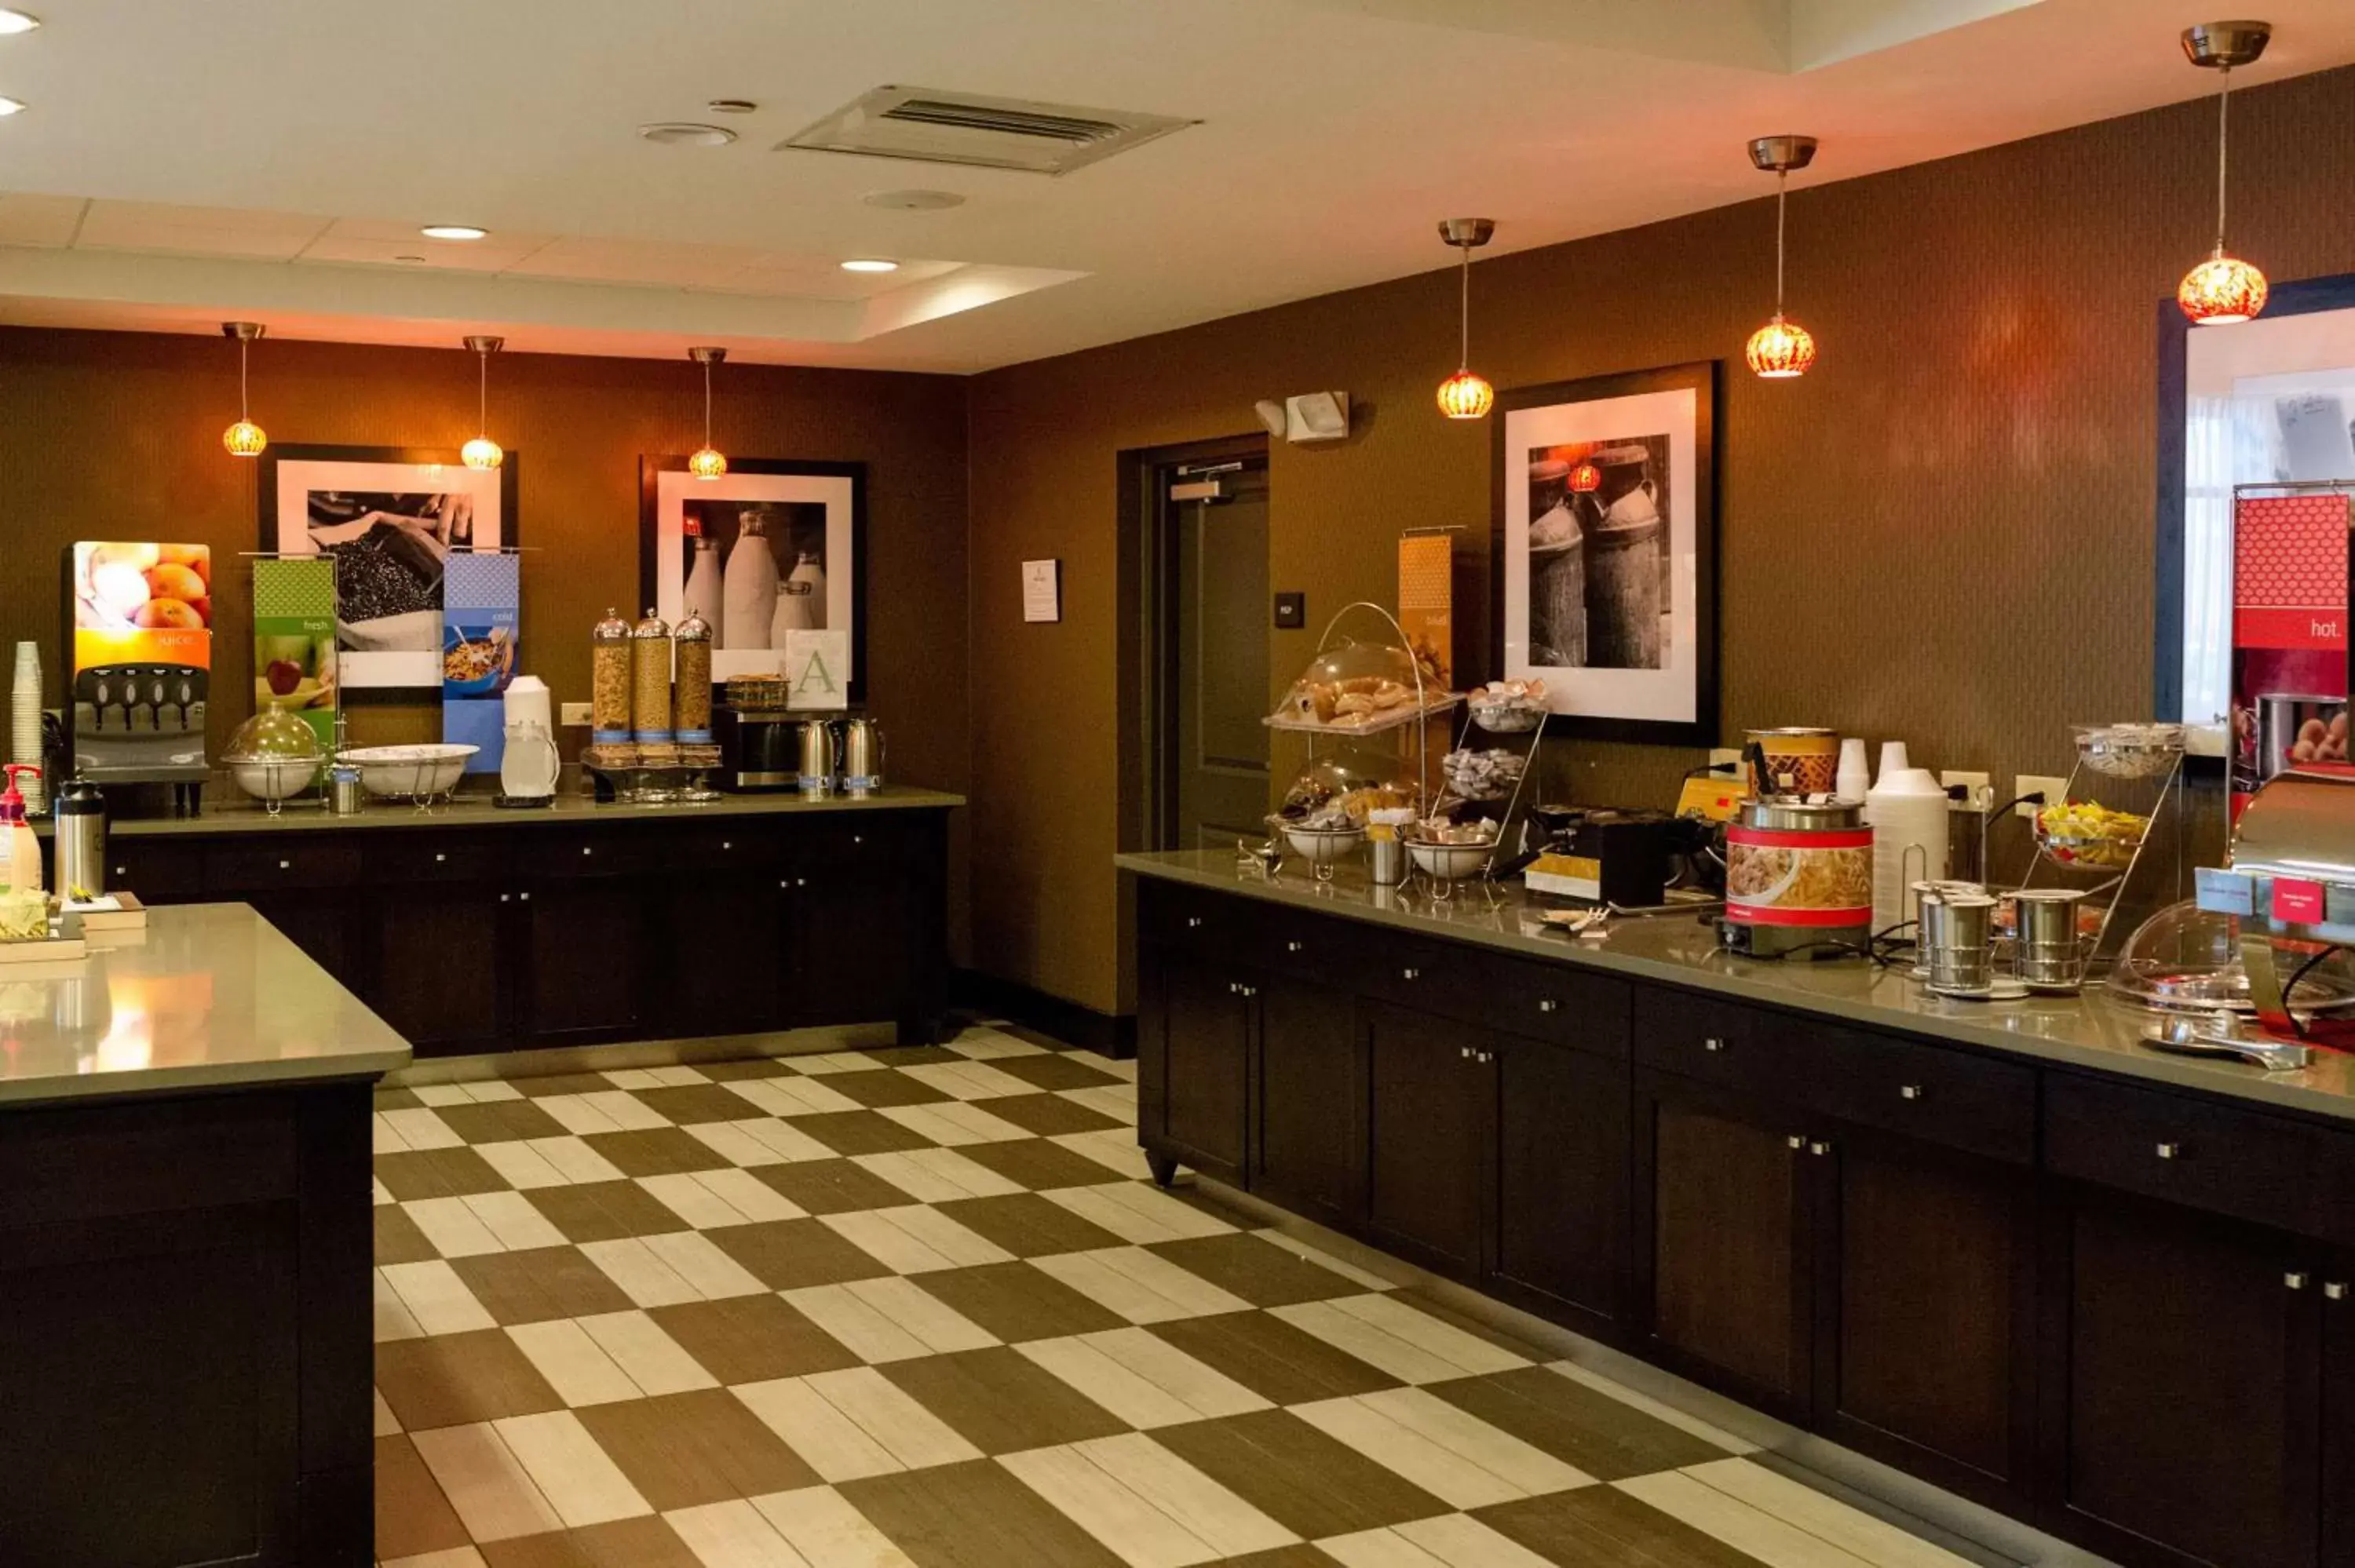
[783,86,1194,176]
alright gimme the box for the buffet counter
[0,903,405,1566]
[1122,849,2355,1568]
[77,782,966,837]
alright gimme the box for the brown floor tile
[987,1052,1124,1092]
[479,1516,704,1568]
[1223,1549,1347,1568]
[913,1261,1129,1342]
[880,1346,1134,1453]
[1429,1366,1731,1482]
[980,1093,1124,1138]
[630,1084,779,1125]
[375,1146,513,1202]
[696,1057,794,1082]
[750,1157,920,1214]
[448,1246,637,1326]
[373,1328,564,1431]
[524,1180,692,1243]
[822,1069,957,1109]
[1148,1311,1403,1405]
[841,1457,1127,1568]
[581,1127,732,1177]
[705,1216,896,1289]
[575,1387,821,1509]
[1152,1408,1451,1538]
[994,1023,1077,1052]
[863,1045,968,1068]
[1143,1234,1371,1307]
[434,1099,571,1145]
[374,1432,471,1561]
[651,1294,864,1384]
[1387,1289,1553,1362]
[511,1071,623,1099]
[374,1204,442,1266]
[1474,1485,1772,1567]
[789,1109,941,1156]
[957,1136,1130,1191]
[374,1086,425,1112]
[934,1192,1126,1257]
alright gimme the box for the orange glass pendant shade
[1568,461,1601,494]
[2178,22,2273,326]
[1437,369,1494,421]
[1745,314,1818,379]
[2180,250,2269,325]
[688,446,728,480]
[462,436,504,470]
[462,335,505,469]
[221,322,267,457]
[222,418,268,458]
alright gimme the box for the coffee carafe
[797,720,838,797]
[842,718,884,797]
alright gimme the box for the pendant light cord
[238,337,250,421]
[2214,64,2233,250]
[702,357,714,447]
[1457,244,1471,371]
[1774,169,1788,316]
[476,346,488,436]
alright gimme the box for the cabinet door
[1139,949,1249,1181]
[790,870,909,1029]
[1810,1127,2035,1513]
[520,884,647,1045]
[2045,1185,2314,1568]
[1251,971,1363,1229]
[246,888,358,988]
[1364,1001,1485,1279]
[1637,1071,1812,1419]
[2321,1265,2355,1568]
[372,885,509,1056]
[1488,1032,1628,1336]
[663,873,784,1038]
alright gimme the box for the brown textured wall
[969,65,2355,1018]
[0,327,973,951]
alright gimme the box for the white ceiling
[0,0,2344,373]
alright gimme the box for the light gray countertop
[46,784,964,839]
[1118,848,2355,1125]
[0,903,412,1107]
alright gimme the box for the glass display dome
[1272,746,1423,829]
[2109,899,2355,1015]
[223,706,325,803]
[1269,636,1454,735]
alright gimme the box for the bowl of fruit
[2035,800,2148,871]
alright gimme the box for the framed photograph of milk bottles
[1491,362,1719,746]
[639,457,867,704]
[259,444,517,702]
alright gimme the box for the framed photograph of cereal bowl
[259,444,517,702]
[1492,362,1718,747]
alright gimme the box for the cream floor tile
[1294,1390,1588,1510]
[462,1080,524,1103]
[999,1442,1220,1568]
[464,1190,570,1251]
[494,1409,653,1528]
[401,1197,506,1258]
[1072,1052,1138,1084]
[1051,1129,1158,1180]
[650,1064,714,1086]
[1061,1182,1232,1243]
[944,1030,1049,1060]
[507,1318,645,1406]
[854,1147,1025,1203]
[1683,1458,1980,1568]
[382,1548,491,1568]
[374,1268,425,1342]
[787,1277,999,1362]
[1358,1387,1593,1494]
[1031,1248,1250,1325]
[374,1113,409,1154]
[601,1067,667,1090]
[801,1366,985,1471]
[1269,1301,1480,1386]
[897,1059,1037,1100]
[374,1176,396,1206]
[414,1083,476,1106]
[1324,1294,1528,1376]
[791,1052,891,1075]
[534,1094,628,1136]
[822,1205,1013,1274]
[1019,1338,1202,1428]
[472,1139,570,1191]
[1616,1471,1882,1568]
[640,1171,754,1229]
[687,1118,798,1168]
[1252,1230,1400,1293]
[374,1386,401,1435]
[734,1117,845,1163]
[1079,1326,1272,1419]
[1323,1514,1557,1568]
[578,1308,720,1395]
[1057,1085,1137,1123]
[1316,1529,1449,1568]
[694,1165,810,1222]
[1547,1362,1758,1456]
[734,1379,905,1483]
[381,1107,464,1150]
[533,1135,630,1185]
[753,1484,922,1568]
[380,1260,495,1336]
[876,1203,1017,1267]
[410,1421,565,1544]
[579,1237,704,1308]
[1073,1431,1299,1558]
[665,1497,818,1567]
[877,1099,1030,1147]
[586,1088,673,1130]
[729,1076,864,1118]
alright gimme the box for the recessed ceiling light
[706,99,758,115]
[0,97,26,116]
[840,258,900,274]
[863,189,964,211]
[0,11,40,35]
[421,224,488,241]
[639,121,736,147]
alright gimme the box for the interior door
[1170,458,1270,850]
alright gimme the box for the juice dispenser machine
[61,542,213,813]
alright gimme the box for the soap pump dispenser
[0,763,42,895]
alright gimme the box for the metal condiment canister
[630,609,674,745]
[590,607,633,746]
[328,763,365,817]
[674,609,714,744]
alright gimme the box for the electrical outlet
[1708,747,1743,771]
[1941,770,1990,809]
[2016,774,2068,818]
[560,701,591,727]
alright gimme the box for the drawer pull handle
[1900,1085,1922,1101]
[434,852,447,863]
[2328,1282,2349,1302]
[1229,982,1242,995]
[1240,986,1258,998]
[1787,1134,1806,1150]
[1538,999,1559,1013]
[1401,968,1420,981]
[1703,1037,1725,1052]
[2156,1141,2183,1160]
[278,859,291,870]
[112,865,125,876]
[1476,1050,1494,1064]
[853,834,864,845]
[499,892,510,903]
[2287,1272,2311,1291]
[518,892,531,903]
[798,877,808,888]
[1186,917,1204,929]
[722,841,732,851]
[1809,1140,1832,1158]
[1287,940,1304,954]
[582,846,593,857]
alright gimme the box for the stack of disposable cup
[1865,766,1948,934]
[11,642,42,815]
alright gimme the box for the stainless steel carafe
[797,720,838,797]
[51,778,104,899]
[842,718,884,797]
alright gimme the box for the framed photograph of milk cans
[1492,362,1719,747]
[639,457,867,704]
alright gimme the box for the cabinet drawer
[1136,880,1251,958]
[797,814,922,867]
[2046,1071,2355,1246]
[203,837,361,892]
[364,832,509,885]
[0,1092,298,1229]
[1634,985,1783,1092]
[1477,954,1631,1061]
[1801,1020,2035,1165]
[518,831,653,881]
[1246,906,1357,976]
[661,825,780,868]
[103,837,204,900]
[1359,932,1478,1015]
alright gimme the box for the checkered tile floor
[372,1025,1981,1568]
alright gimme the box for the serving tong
[2141,1010,2315,1072]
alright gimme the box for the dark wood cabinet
[661,844,785,1040]
[1251,970,1363,1229]
[521,883,646,1045]
[1140,947,1249,1183]
[373,885,508,1053]
[1489,1030,1628,1335]
[1363,1001,1488,1276]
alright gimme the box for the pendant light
[2178,20,2271,326]
[220,322,268,457]
[1568,460,1601,494]
[461,334,504,470]
[1744,136,1818,379]
[1434,218,1495,421]
[688,346,728,480]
